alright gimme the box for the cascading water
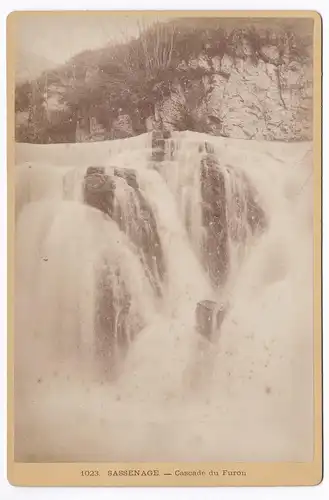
[14,132,314,463]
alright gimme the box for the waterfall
[14,132,314,463]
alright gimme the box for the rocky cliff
[15,17,314,143]
[158,46,313,141]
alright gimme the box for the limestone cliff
[158,46,312,141]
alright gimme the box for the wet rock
[131,190,165,295]
[244,176,267,235]
[112,186,165,296]
[157,48,312,141]
[195,300,226,342]
[199,149,267,288]
[227,168,267,241]
[83,165,166,296]
[83,166,116,217]
[200,153,229,287]
[168,139,175,160]
[151,128,175,162]
[94,265,136,381]
[86,166,104,176]
[204,141,215,154]
[151,130,166,162]
[113,167,139,190]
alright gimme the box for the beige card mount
[7,10,322,487]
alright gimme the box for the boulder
[83,166,116,217]
[195,300,226,342]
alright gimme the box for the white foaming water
[221,165,254,283]
[159,143,205,260]
[15,163,86,219]
[14,132,314,463]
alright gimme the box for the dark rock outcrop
[151,129,175,162]
[226,167,267,243]
[200,151,229,288]
[83,166,116,217]
[83,165,165,296]
[94,264,139,381]
[113,167,139,190]
[244,174,267,236]
[83,166,165,375]
[84,165,166,376]
[199,142,267,288]
[112,184,165,296]
[195,300,226,342]
[151,130,166,162]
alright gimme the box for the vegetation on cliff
[15,17,313,143]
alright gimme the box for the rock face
[158,46,312,141]
[213,54,312,141]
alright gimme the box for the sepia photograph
[9,10,320,476]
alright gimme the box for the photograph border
[6,9,323,487]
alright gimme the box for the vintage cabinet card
[7,10,322,487]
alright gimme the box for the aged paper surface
[7,10,322,486]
